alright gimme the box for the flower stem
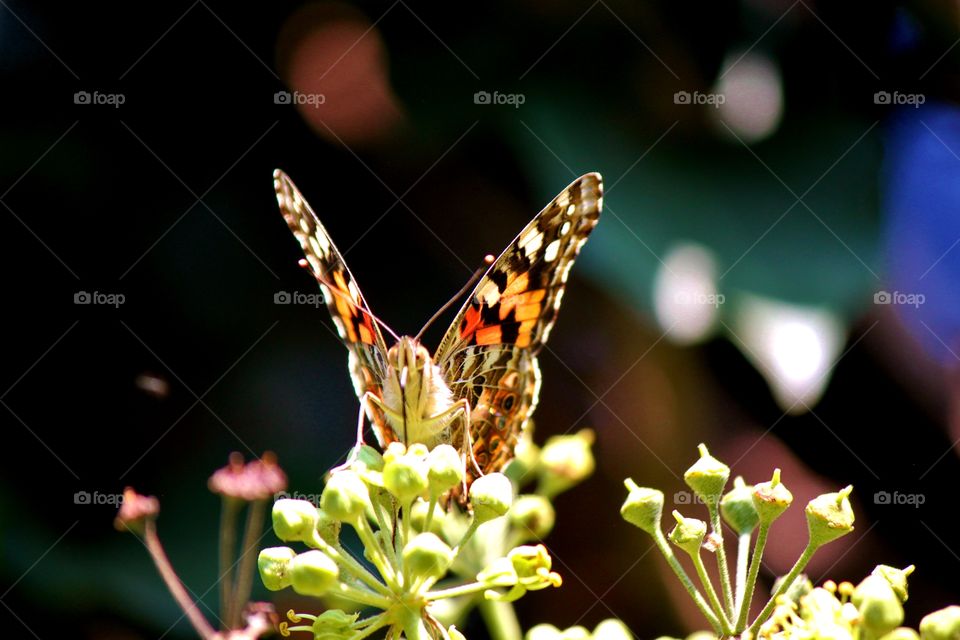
[143,519,217,640]
[428,581,491,600]
[218,497,240,628]
[747,540,818,636]
[735,531,751,619]
[479,598,522,640]
[691,550,732,632]
[735,522,769,633]
[230,497,266,629]
[309,531,392,597]
[706,502,735,617]
[650,529,723,634]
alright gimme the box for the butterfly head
[387,337,433,391]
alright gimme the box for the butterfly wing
[274,169,393,445]
[436,173,603,477]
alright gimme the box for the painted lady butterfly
[274,170,602,484]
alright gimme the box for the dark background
[3,1,960,637]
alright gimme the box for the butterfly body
[274,169,603,482]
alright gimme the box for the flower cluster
[621,444,856,636]
[259,429,596,640]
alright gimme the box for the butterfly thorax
[380,336,456,447]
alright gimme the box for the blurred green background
[4,0,960,637]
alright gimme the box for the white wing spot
[544,239,561,262]
[520,227,543,256]
[565,204,576,216]
[560,221,571,236]
[479,281,501,306]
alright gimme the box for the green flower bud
[683,444,729,505]
[382,441,407,462]
[272,499,319,542]
[920,606,960,640]
[428,444,463,495]
[409,498,446,534]
[509,495,556,540]
[312,609,359,640]
[509,544,562,590]
[799,586,843,617]
[721,476,759,534]
[537,429,595,498]
[881,629,921,640]
[315,507,341,546]
[449,626,467,640]
[354,444,384,472]
[478,556,519,587]
[526,624,563,640]
[470,473,514,523]
[593,619,633,640]
[752,469,793,526]
[257,546,296,591]
[871,564,914,603]
[620,479,664,534]
[506,427,540,486]
[806,486,855,547]
[668,511,707,555]
[854,575,904,636]
[403,532,453,583]
[290,549,339,597]
[321,470,371,522]
[559,627,591,640]
[383,449,430,503]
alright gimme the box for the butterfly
[274,169,602,485]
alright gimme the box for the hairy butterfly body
[274,169,602,486]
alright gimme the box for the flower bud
[753,469,793,526]
[881,629,920,640]
[537,429,595,498]
[449,626,467,640]
[506,427,540,486]
[321,470,371,522]
[312,609,358,640]
[315,507,341,546]
[806,486,855,547]
[721,476,759,534]
[854,575,903,636]
[258,546,297,591]
[526,624,562,640]
[593,619,633,640]
[290,550,339,597]
[478,556,519,587]
[509,495,556,540]
[668,511,707,555]
[509,544,562,590]
[871,564,914,603]
[272,499,319,542]
[403,532,453,583]
[470,473,514,523]
[620,479,664,534]
[559,627,591,640]
[683,444,729,506]
[383,449,430,503]
[428,444,464,495]
[920,606,960,640]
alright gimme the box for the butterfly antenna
[415,254,495,342]
[298,259,402,342]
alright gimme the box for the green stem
[428,581,491,600]
[454,519,481,553]
[735,523,769,633]
[747,540,818,637]
[355,516,399,588]
[706,502,735,617]
[479,599,523,640]
[333,581,395,609]
[690,550,732,633]
[424,495,439,533]
[231,498,266,628]
[309,531,392,597]
[736,532,750,611]
[651,529,723,634]
[353,613,393,640]
[218,497,240,628]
